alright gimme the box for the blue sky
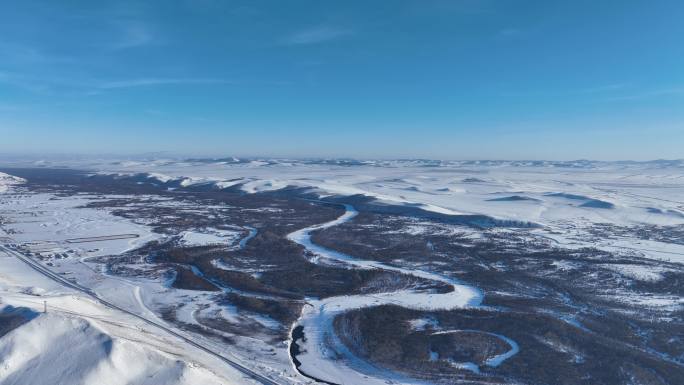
[1,0,682,160]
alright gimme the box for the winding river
[286,204,518,385]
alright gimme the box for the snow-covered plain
[0,173,289,385]
[8,159,684,222]
[19,157,682,264]
[0,250,255,385]
[1,159,683,385]
[179,228,241,247]
[0,191,159,257]
[72,159,684,223]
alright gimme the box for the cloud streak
[110,20,158,50]
[601,88,684,102]
[579,83,629,94]
[98,78,233,89]
[281,26,354,45]
[0,71,233,95]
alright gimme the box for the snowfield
[179,228,242,247]
[0,191,159,258]
[62,157,684,264]
[0,158,683,385]
[36,157,684,226]
[0,251,254,385]
[0,175,284,385]
[0,311,226,385]
[0,172,25,193]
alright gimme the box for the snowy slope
[0,311,225,385]
[0,172,25,193]
[0,248,260,385]
[0,215,259,385]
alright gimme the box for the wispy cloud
[0,71,232,95]
[601,88,684,101]
[281,26,354,45]
[576,83,684,102]
[580,83,629,94]
[112,22,157,49]
[0,42,74,64]
[0,70,56,94]
[98,77,232,89]
[110,20,157,50]
[498,28,522,37]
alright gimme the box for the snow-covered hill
[0,172,25,193]
[0,250,252,385]
[0,311,225,385]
